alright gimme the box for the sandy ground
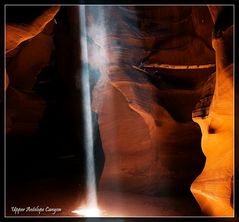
[6,184,202,217]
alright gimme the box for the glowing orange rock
[5,7,60,133]
[6,6,60,54]
[191,23,234,216]
[89,6,212,199]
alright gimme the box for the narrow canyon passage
[4,5,235,217]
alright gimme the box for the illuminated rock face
[93,76,205,195]
[88,6,213,196]
[5,7,59,133]
[191,11,234,216]
[5,5,234,216]
[6,6,60,53]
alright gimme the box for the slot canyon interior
[4,5,237,218]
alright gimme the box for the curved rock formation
[88,6,213,199]
[191,6,234,216]
[6,6,60,53]
[5,5,234,216]
[5,6,60,133]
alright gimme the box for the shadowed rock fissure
[5,6,233,216]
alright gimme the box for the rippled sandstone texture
[5,6,234,216]
[191,6,234,216]
[87,6,214,198]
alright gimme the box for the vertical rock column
[191,6,234,216]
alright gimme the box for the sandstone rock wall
[87,6,214,196]
[5,6,234,216]
[191,6,234,216]
[5,6,59,133]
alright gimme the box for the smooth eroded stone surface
[93,76,205,196]
[191,24,234,216]
[6,6,60,53]
[6,8,59,134]
[7,28,54,90]
[88,6,214,197]
[191,5,234,215]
